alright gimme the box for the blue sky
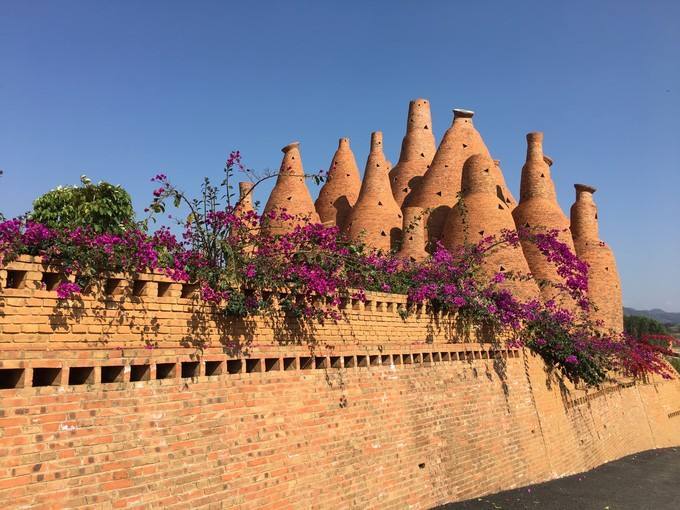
[1,0,678,311]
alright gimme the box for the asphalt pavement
[435,447,680,510]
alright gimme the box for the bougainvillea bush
[0,152,673,386]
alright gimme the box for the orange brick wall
[1,257,679,509]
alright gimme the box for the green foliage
[667,356,680,375]
[624,315,668,337]
[31,176,135,233]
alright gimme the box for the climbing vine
[0,153,673,386]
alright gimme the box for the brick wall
[1,257,679,509]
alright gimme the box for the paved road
[435,447,680,510]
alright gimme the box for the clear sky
[1,0,678,311]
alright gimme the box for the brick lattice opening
[156,363,176,379]
[102,366,124,383]
[245,359,262,373]
[227,360,242,374]
[5,270,27,289]
[181,361,199,378]
[265,358,280,372]
[132,280,147,297]
[33,368,61,387]
[68,367,94,385]
[130,365,150,382]
[181,283,198,299]
[41,272,62,291]
[105,278,123,296]
[157,282,171,297]
[205,361,223,376]
[1,347,523,391]
[0,368,25,389]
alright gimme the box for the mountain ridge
[624,307,680,325]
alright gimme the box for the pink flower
[55,281,81,299]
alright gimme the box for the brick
[0,259,678,508]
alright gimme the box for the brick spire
[389,98,437,208]
[396,206,429,262]
[314,137,361,230]
[492,159,517,209]
[262,142,320,235]
[236,182,254,215]
[442,153,539,301]
[512,132,577,305]
[346,132,403,251]
[404,109,491,246]
[570,184,623,331]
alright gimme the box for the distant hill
[624,307,680,326]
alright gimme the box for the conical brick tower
[346,132,403,251]
[442,154,540,301]
[235,182,257,252]
[395,206,429,262]
[314,138,361,230]
[389,99,437,208]
[492,159,517,208]
[512,132,577,304]
[236,181,255,216]
[262,142,320,235]
[405,109,492,247]
[570,184,623,332]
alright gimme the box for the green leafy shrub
[667,356,680,375]
[31,176,134,233]
[624,315,668,337]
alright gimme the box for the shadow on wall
[49,291,162,348]
[424,311,511,396]
[40,289,573,405]
[178,303,322,357]
[426,205,452,249]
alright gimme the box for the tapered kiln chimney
[314,138,361,230]
[512,132,577,305]
[346,132,403,251]
[442,154,540,301]
[404,109,487,245]
[570,184,623,332]
[236,181,255,215]
[389,99,437,207]
[235,182,257,253]
[396,206,429,262]
[262,142,320,235]
[405,109,515,247]
[493,159,517,208]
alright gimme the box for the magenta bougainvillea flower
[0,156,674,387]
